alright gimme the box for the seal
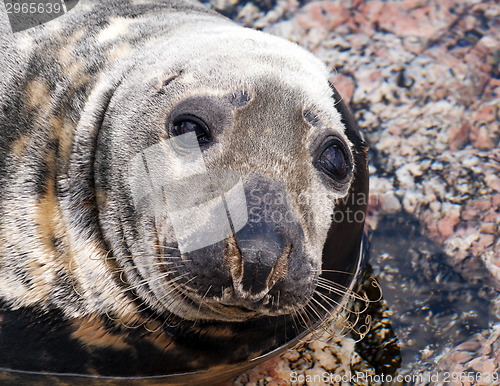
[0,0,368,383]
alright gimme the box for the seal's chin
[178,297,301,323]
[213,291,303,320]
[192,303,262,323]
[164,276,317,323]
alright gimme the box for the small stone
[449,121,471,151]
[485,175,500,193]
[295,2,350,31]
[455,340,482,352]
[471,122,500,150]
[330,73,355,105]
[379,193,402,213]
[492,194,500,208]
[480,222,496,234]
[316,350,337,371]
[448,350,474,365]
[437,212,461,241]
[309,339,328,351]
[467,357,496,374]
[284,350,301,363]
[430,201,441,212]
[461,207,477,221]
[474,104,496,123]
[304,364,328,386]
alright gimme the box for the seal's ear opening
[320,84,369,304]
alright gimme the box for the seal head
[92,26,363,325]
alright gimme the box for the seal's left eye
[172,116,211,144]
[317,141,349,180]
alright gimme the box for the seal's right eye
[172,115,211,145]
[316,139,351,182]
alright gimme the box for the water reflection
[356,213,496,379]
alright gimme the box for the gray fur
[0,0,359,328]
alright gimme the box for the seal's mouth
[165,284,262,322]
[152,239,318,322]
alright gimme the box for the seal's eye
[172,115,211,145]
[317,140,349,180]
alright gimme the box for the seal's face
[94,27,358,323]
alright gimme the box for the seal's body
[0,0,368,382]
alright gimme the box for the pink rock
[484,207,500,222]
[468,357,496,374]
[351,11,376,37]
[296,2,350,31]
[455,340,482,352]
[449,121,471,151]
[461,207,477,221]
[480,222,496,234]
[471,122,500,150]
[485,175,500,193]
[493,253,500,268]
[388,125,402,135]
[431,49,466,70]
[359,0,451,39]
[471,234,495,256]
[465,48,494,97]
[331,74,355,105]
[474,104,496,123]
[438,213,461,241]
[448,349,474,365]
[484,78,500,101]
[357,69,382,94]
[492,194,500,208]
[357,1,384,21]
[472,198,493,212]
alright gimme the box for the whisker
[314,289,366,320]
[292,307,309,331]
[119,269,182,293]
[105,261,182,275]
[91,252,183,261]
[316,268,357,276]
[317,276,376,304]
[109,272,193,330]
[301,303,328,341]
[194,285,213,322]
[310,295,336,318]
[315,280,352,298]
[154,275,196,304]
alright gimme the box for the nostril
[224,235,243,282]
[266,244,291,288]
[241,250,268,294]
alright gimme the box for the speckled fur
[0,0,367,380]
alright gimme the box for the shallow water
[367,213,496,376]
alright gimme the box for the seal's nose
[221,174,303,305]
[227,222,291,301]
